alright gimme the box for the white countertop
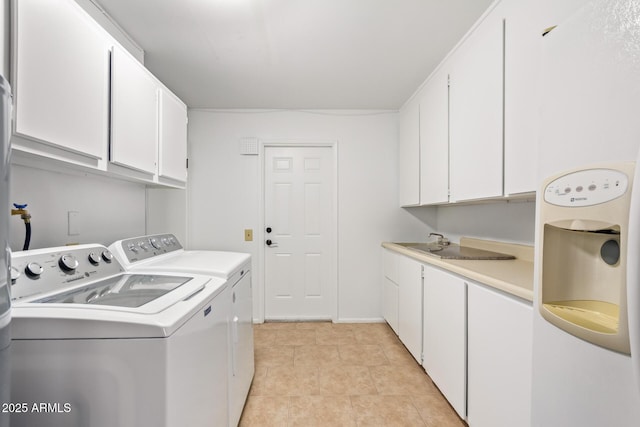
[382,238,534,302]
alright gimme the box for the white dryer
[109,234,254,427]
[10,244,230,427]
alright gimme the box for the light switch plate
[68,211,80,236]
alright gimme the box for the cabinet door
[449,12,504,202]
[503,0,587,195]
[398,97,420,207]
[423,266,466,418]
[159,89,188,182]
[419,66,449,205]
[503,1,539,196]
[397,255,423,363]
[382,249,400,335]
[14,0,109,159]
[382,249,399,284]
[110,46,158,174]
[383,277,399,335]
[467,282,532,427]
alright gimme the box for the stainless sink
[396,242,515,260]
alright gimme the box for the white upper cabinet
[159,90,188,183]
[398,96,420,207]
[12,0,188,188]
[13,0,109,163]
[502,1,539,196]
[449,10,504,202]
[502,0,586,195]
[110,46,158,175]
[419,66,449,205]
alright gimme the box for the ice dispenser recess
[538,164,634,354]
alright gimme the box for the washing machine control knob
[101,251,114,263]
[127,243,139,253]
[88,252,102,265]
[59,254,79,272]
[25,262,44,277]
[138,241,149,251]
[149,238,161,249]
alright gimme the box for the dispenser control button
[59,254,79,272]
[102,251,114,263]
[88,252,101,265]
[588,184,597,191]
[25,262,44,278]
[564,187,571,193]
[10,266,21,282]
[576,186,583,192]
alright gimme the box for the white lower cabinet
[397,255,423,363]
[467,281,532,427]
[382,249,400,335]
[422,265,467,419]
[382,249,422,358]
[383,277,399,335]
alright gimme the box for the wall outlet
[244,229,253,241]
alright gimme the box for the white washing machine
[9,244,230,427]
[109,234,254,427]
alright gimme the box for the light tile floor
[239,322,467,427]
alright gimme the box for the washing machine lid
[11,273,226,339]
[127,250,251,279]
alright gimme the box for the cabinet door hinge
[186,158,189,169]
[421,265,425,279]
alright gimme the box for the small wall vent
[239,137,259,155]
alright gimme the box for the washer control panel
[544,168,629,207]
[10,245,124,301]
[118,233,183,264]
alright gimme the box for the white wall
[9,165,146,251]
[187,109,430,322]
[145,188,187,244]
[406,199,537,245]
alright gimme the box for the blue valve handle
[13,203,27,209]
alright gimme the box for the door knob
[266,239,278,247]
[266,227,272,233]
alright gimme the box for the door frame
[257,139,339,323]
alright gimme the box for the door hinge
[186,158,189,169]
[421,265,425,279]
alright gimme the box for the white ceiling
[94,0,494,109]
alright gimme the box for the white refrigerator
[532,0,640,426]
[0,73,11,427]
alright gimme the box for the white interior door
[264,145,335,320]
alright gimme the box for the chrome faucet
[428,232,450,246]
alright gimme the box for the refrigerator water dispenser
[539,163,635,354]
